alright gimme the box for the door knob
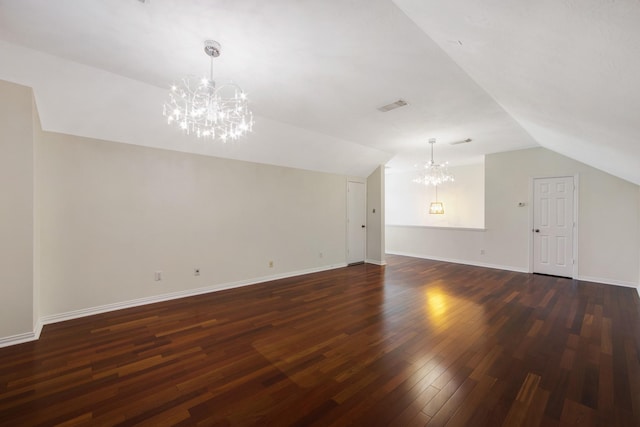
[361,225,366,228]
[534,229,540,233]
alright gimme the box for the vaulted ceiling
[0,0,638,183]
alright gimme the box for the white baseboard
[385,251,529,273]
[575,275,639,289]
[365,259,387,266]
[39,262,348,327]
[4,261,635,349]
[0,331,38,348]
[388,251,640,291]
[0,263,347,348]
[34,319,43,339]
[0,319,44,349]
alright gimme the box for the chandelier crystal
[163,40,254,142]
[413,138,454,186]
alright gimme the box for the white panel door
[533,176,574,277]
[347,181,366,264]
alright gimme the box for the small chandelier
[163,40,254,142]
[413,138,454,186]
[429,185,445,214]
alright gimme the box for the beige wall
[0,80,34,338]
[32,94,42,331]
[38,132,349,317]
[366,165,385,264]
[388,147,640,287]
[485,147,639,284]
[0,78,361,345]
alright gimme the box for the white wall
[366,165,385,264]
[386,226,488,267]
[386,163,484,228]
[0,80,34,338]
[388,147,640,287]
[37,131,350,317]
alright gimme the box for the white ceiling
[393,0,640,183]
[0,0,638,182]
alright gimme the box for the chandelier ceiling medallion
[413,138,454,186]
[163,40,254,142]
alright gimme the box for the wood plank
[0,255,639,425]
[502,372,541,426]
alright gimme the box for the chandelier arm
[412,138,454,186]
[163,40,253,141]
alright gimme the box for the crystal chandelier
[163,40,254,142]
[413,138,454,186]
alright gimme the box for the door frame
[528,174,579,277]
[346,178,367,265]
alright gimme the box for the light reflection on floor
[425,286,449,328]
[423,285,486,334]
[398,285,490,399]
[378,278,491,402]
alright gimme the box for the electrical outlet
[319,252,324,258]
[269,260,274,268]
[154,271,162,281]
[194,268,200,276]
[480,249,485,255]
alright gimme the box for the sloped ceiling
[0,0,637,183]
[393,0,640,184]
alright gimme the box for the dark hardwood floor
[1,255,639,426]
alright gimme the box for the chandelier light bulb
[413,138,454,186]
[163,40,254,142]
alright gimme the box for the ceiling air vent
[449,138,472,145]
[377,99,408,112]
